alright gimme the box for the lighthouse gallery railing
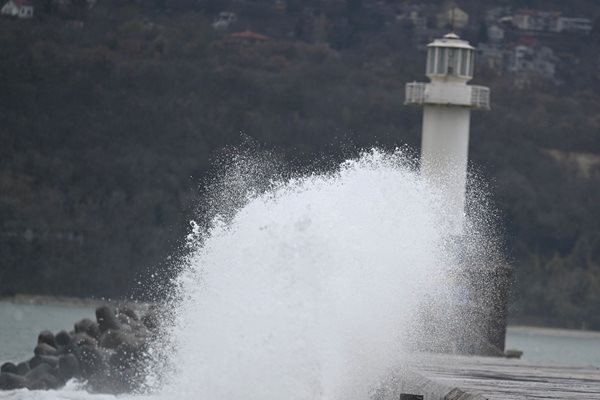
[405,82,490,110]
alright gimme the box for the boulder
[76,346,106,377]
[34,343,58,356]
[96,306,121,332]
[86,322,101,340]
[117,313,132,326]
[117,306,139,322]
[99,329,138,350]
[0,373,26,390]
[25,363,57,381]
[55,330,72,347]
[58,354,80,381]
[72,332,97,348]
[29,355,59,370]
[110,342,145,370]
[37,330,56,348]
[16,362,30,376]
[74,318,94,334]
[24,363,62,390]
[0,363,17,374]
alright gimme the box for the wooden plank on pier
[411,353,600,400]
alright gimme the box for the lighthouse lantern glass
[447,48,455,74]
[469,49,475,76]
[436,48,446,74]
[427,47,435,75]
[460,49,468,75]
[426,35,475,79]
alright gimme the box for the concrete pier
[395,353,600,400]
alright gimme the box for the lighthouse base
[412,263,512,357]
[452,263,512,356]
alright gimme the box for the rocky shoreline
[0,304,158,393]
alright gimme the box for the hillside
[1,0,599,329]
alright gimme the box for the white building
[1,0,33,19]
[212,12,237,30]
[557,17,592,34]
[487,24,505,42]
[512,10,560,32]
[510,10,592,35]
[485,6,512,23]
[507,45,557,83]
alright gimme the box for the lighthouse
[405,34,510,357]
[405,33,490,234]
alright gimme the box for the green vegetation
[0,0,599,329]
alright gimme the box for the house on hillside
[509,10,592,35]
[511,10,561,32]
[507,44,558,85]
[557,17,592,34]
[485,6,511,23]
[1,0,33,19]
[224,31,270,46]
[213,12,237,30]
[436,3,469,30]
[488,23,505,42]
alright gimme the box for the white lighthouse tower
[405,33,490,234]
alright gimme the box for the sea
[1,301,600,368]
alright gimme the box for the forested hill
[1,0,599,329]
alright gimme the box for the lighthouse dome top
[425,32,475,80]
[427,33,474,50]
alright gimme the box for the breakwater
[0,304,157,392]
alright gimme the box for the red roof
[518,36,538,46]
[226,31,270,42]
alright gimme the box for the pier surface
[410,353,600,399]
